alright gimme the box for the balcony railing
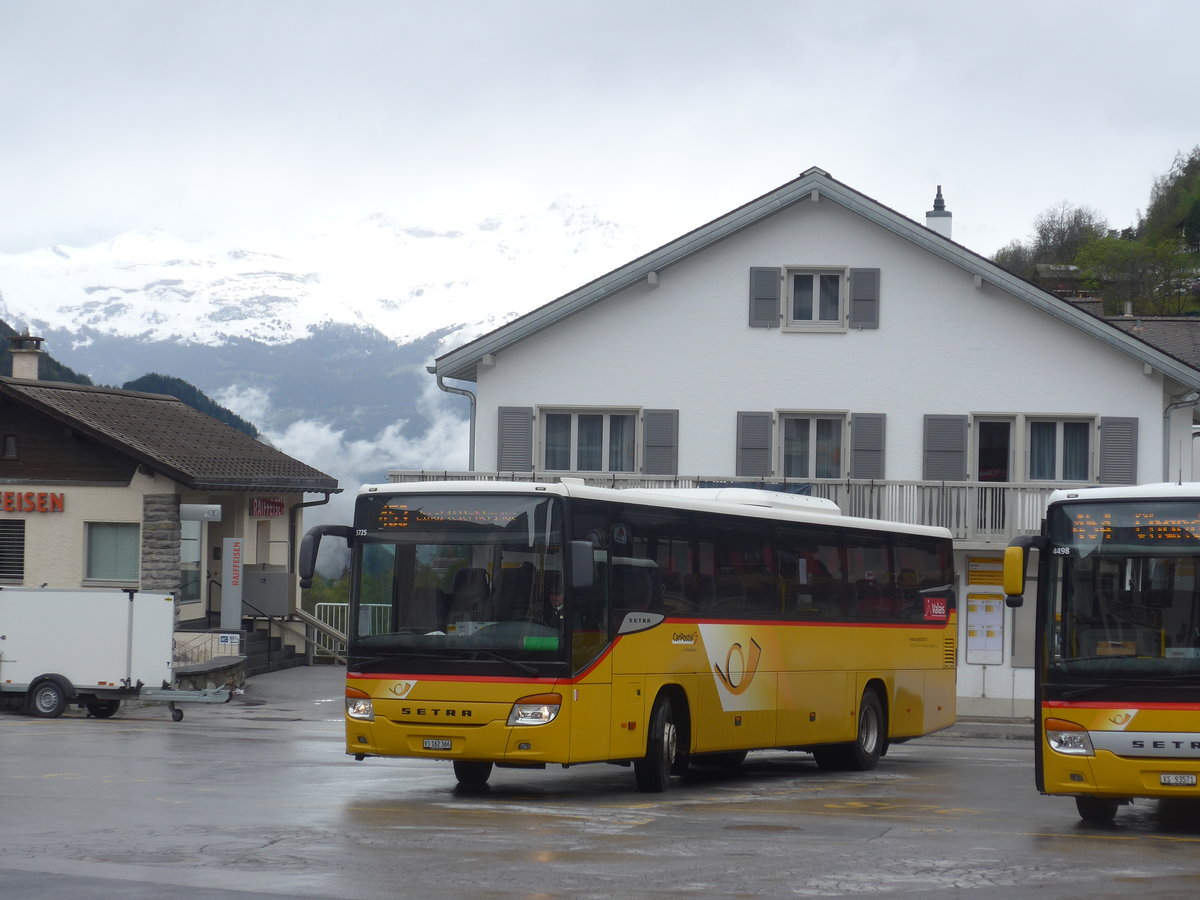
[386,471,1065,545]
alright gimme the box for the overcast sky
[1,1,1196,260]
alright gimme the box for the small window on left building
[2,435,17,460]
[0,519,25,581]
[85,522,140,583]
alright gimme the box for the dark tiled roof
[1104,317,1200,370]
[0,377,339,493]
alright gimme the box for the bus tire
[1075,796,1120,825]
[813,690,884,771]
[29,680,67,719]
[453,761,493,787]
[634,695,678,793]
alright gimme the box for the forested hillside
[0,320,258,437]
[993,147,1200,315]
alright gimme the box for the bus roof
[1048,482,1200,505]
[357,480,952,540]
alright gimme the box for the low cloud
[215,379,470,573]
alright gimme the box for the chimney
[925,185,952,239]
[8,330,45,380]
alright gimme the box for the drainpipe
[288,491,338,575]
[1162,391,1200,481]
[428,365,476,471]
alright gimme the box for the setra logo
[714,638,762,695]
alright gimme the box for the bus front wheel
[453,761,493,787]
[634,695,678,793]
[1075,796,1120,825]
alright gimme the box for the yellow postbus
[1004,483,1200,824]
[300,481,957,791]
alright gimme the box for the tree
[1142,146,1200,245]
[992,240,1035,279]
[1031,202,1109,264]
[1075,235,1194,315]
[990,203,1108,282]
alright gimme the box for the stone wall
[141,493,181,593]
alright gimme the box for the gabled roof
[434,166,1200,391]
[0,377,339,493]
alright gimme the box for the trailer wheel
[29,681,67,718]
[170,704,184,722]
[85,700,120,718]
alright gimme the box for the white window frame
[84,521,140,585]
[1027,417,1093,482]
[780,413,846,479]
[540,409,638,473]
[784,266,848,332]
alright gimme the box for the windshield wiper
[466,649,538,675]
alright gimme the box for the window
[1,435,16,460]
[85,522,140,582]
[0,519,25,581]
[1029,419,1091,481]
[786,268,844,328]
[543,411,636,472]
[782,415,844,478]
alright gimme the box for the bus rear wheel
[812,691,884,771]
[1075,796,1120,825]
[453,761,493,787]
[634,695,678,792]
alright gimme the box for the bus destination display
[1068,507,1200,544]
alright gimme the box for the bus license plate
[423,738,452,750]
[1160,773,1197,786]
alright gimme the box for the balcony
[386,471,1066,547]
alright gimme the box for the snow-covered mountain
[0,201,647,506]
[0,199,641,353]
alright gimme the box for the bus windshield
[349,492,572,674]
[1045,499,1200,682]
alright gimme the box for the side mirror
[298,524,353,589]
[567,540,595,589]
[1003,537,1041,608]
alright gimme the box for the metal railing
[385,471,1063,545]
[312,603,390,659]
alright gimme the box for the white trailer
[0,587,235,720]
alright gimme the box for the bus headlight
[346,686,375,722]
[508,693,561,726]
[1045,718,1094,756]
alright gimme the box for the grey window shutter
[848,268,880,329]
[497,406,533,472]
[923,415,967,481]
[642,409,679,476]
[749,267,781,327]
[850,413,886,479]
[1099,417,1138,484]
[736,411,773,477]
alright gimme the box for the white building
[400,166,1200,717]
